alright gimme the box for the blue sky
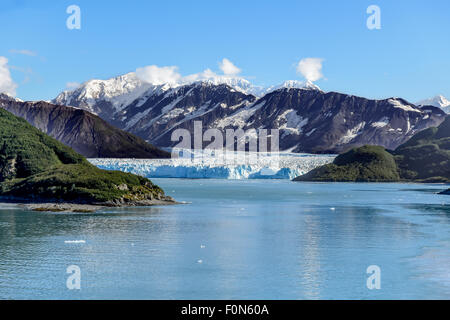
[1,0,449,102]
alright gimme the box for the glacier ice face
[89,151,335,180]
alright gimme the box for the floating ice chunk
[64,240,86,244]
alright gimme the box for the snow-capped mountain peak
[180,75,267,97]
[266,80,322,94]
[53,72,156,113]
[0,92,23,102]
[53,72,262,115]
[417,95,450,113]
[190,77,253,94]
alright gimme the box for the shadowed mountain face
[240,90,446,153]
[0,99,170,159]
[394,115,450,182]
[54,80,446,153]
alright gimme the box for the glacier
[89,150,335,180]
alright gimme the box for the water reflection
[0,180,448,299]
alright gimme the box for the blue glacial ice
[89,150,335,180]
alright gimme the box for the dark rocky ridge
[240,90,446,153]
[0,98,170,159]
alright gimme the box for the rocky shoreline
[20,198,178,213]
[0,195,179,213]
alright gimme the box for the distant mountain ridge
[0,97,170,159]
[52,73,446,153]
[417,95,450,114]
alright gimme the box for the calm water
[0,180,449,300]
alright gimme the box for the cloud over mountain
[135,65,182,85]
[296,58,324,82]
[219,58,241,76]
[0,56,17,96]
[135,58,246,87]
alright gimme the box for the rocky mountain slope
[0,108,173,205]
[0,97,170,158]
[53,73,447,153]
[294,115,450,183]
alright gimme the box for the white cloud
[135,65,182,85]
[66,82,81,90]
[0,56,18,96]
[183,68,220,83]
[135,59,245,86]
[296,58,324,82]
[9,49,37,57]
[219,58,241,76]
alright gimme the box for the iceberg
[89,150,335,180]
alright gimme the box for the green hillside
[394,116,450,182]
[294,145,400,182]
[0,108,170,204]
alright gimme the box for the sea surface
[0,179,449,299]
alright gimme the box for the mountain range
[53,74,447,153]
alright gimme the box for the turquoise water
[0,179,449,299]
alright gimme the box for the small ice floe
[197,259,203,264]
[330,207,336,211]
[200,245,206,249]
[64,240,86,244]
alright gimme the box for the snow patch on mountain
[339,122,366,144]
[371,117,390,128]
[388,98,422,113]
[215,101,266,128]
[278,109,308,135]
